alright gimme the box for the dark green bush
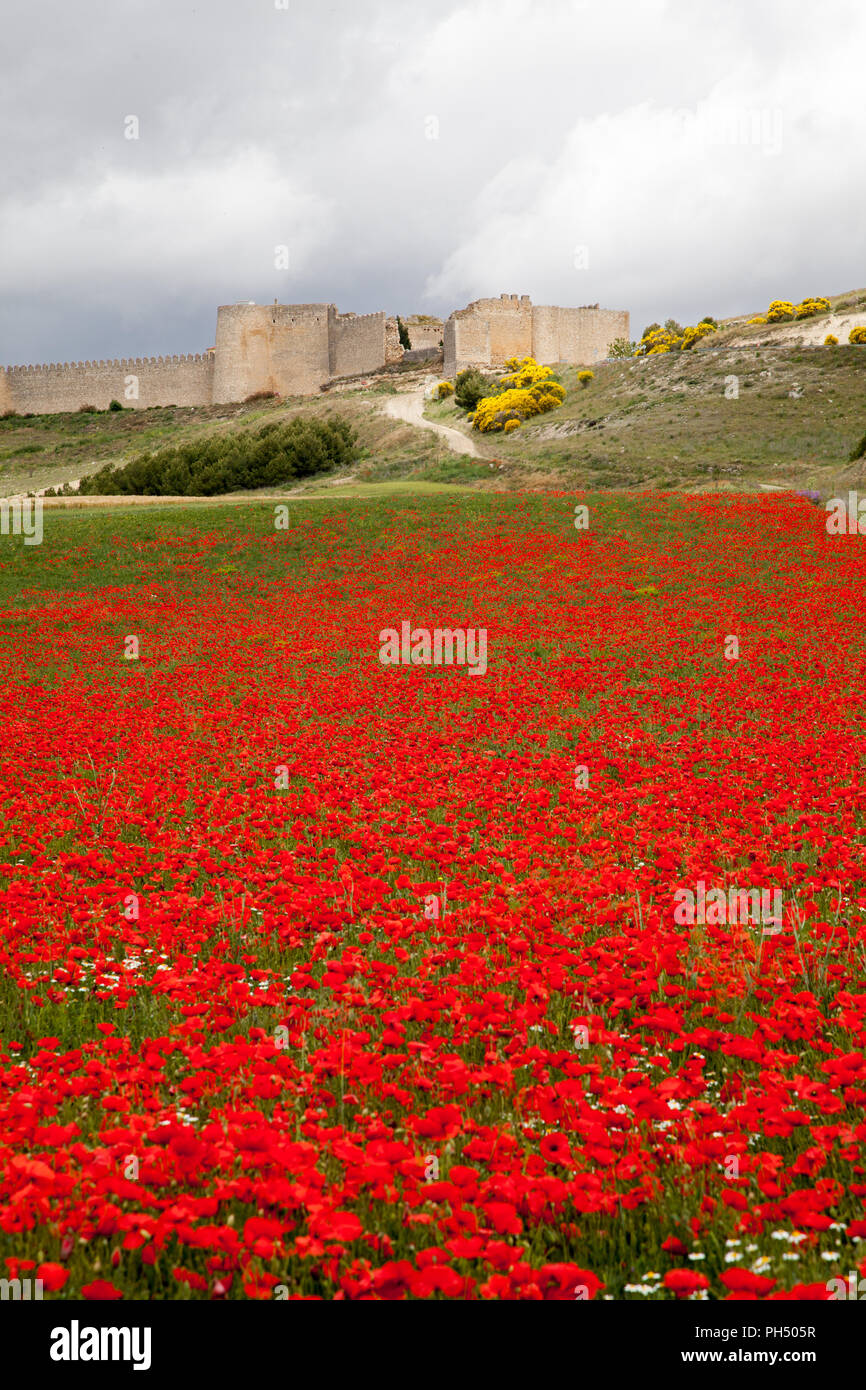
[849,430,866,463]
[77,414,357,496]
[454,368,498,411]
[108,399,124,411]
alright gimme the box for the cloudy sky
[1,0,863,365]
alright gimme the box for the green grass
[3,339,865,499]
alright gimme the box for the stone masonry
[443,294,629,378]
[0,293,629,416]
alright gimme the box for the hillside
[712,286,866,348]
[425,341,866,493]
[2,292,864,500]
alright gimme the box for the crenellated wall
[212,303,332,402]
[1,294,630,415]
[1,354,214,415]
[444,294,629,377]
[404,315,443,351]
[329,309,387,379]
[532,304,630,365]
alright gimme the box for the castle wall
[486,295,533,363]
[533,305,630,364]
[1,354,214,415]
[404,317,443,351]
[444,313,489,378]
[212,303,331,402]
[1,296,632,416]
[384,317,403,365]
[444,294,532,376]
[444,294,629,376]
[329,310,387,378]
[530,306,562,367]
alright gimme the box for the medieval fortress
[0,295,629,417]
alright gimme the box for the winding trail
[382,382,483,458]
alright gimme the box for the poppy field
[1,491,865,1302]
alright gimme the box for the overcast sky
[1,0,863,365]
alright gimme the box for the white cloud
[421,0,866,326]
[0,150,334,297]
[1,0,864,359]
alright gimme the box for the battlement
[0,295,630,415]
[2,352,214,373]
[332,310,385,323]
[444,294,629,377]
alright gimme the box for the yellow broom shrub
[472,358,566,432]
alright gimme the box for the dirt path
[383,382,483,458]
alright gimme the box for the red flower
[664,1269,710,1297]
[37,1262,69,1292]
[540,1133,572,1166]
[721,1269,776,1295]
[81,1280,124,1300]
[309,1210,363,1243]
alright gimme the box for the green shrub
[396,317,411,351]
[608,337,636,358]
[454,368,498,411]
[849,430,866,462]
[108,399,124,411]
[77,414,357,496]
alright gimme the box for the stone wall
[1,353,214,415]
[444,294,533,377]
[384,317,403,365]
[1,294,631,415]
[532,304,630,365]
[329,309,387,379]
[444,310,488,379]
[404,315,443,351]
[212,303,332,402]
[444,294,629,377]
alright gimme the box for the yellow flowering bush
[850,326,866,344]
[681,321,718,350]
[437,381,454,398]
[796,297,831,318]
[472,358,566,432]
[577,370,594,387]
[749,296,830,327]
[824,334,839,345]
[503,418,521,433]
[636,327,682,355]
[500,356,557,389]
[634,316,718,356]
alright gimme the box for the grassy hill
[2,292,864,499]
[428,343,866,493]
[0,380,456,499]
